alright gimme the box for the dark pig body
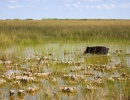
[84,46,109,54]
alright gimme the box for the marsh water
[0,42,130,100]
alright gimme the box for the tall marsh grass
[0,20,130,48]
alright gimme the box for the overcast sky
[0,0,130,19]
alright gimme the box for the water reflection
[0,43,130,66]
[0,43,130,100]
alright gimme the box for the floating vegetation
[0,49,129,100]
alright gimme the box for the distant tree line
[1,18,125,21]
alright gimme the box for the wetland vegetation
[0,19,130,100]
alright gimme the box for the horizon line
[1,18,130,20]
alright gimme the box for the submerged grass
[0,20,130,48]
